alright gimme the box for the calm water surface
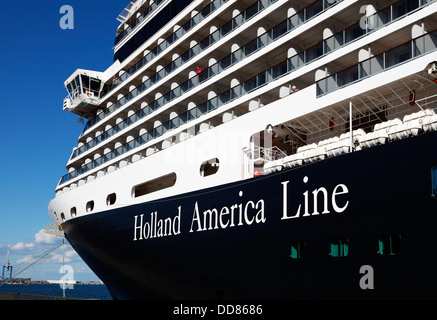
[0,283,112,300]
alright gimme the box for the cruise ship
[48,0,437,299]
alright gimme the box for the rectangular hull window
[290,241,306,259]
[432,165,437,197]
[378,234,401,255]
[330,238,349,257]
[133,173,177,198]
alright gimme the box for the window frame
[86,200,95,212]
[106,193,117,206]
[330,238,349,257]
[431,164,437,197]
[377,234,401,256]
[290,241,306,259]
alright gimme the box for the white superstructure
[49,0,437,225]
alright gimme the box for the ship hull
[62,131,437,300]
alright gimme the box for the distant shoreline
[1,281,104,285]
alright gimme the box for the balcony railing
[316,29,437,97]
[58,1,348,186]
[71,0,342,160]
[291,0,436,70]
[93,0,274,132]
[115,0,167,46]
[104,0,230,101]
[60,0,436,185]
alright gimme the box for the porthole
[200,158,220,177]
[86,200,95,212]
[107,193,117,206]
[60,213,66,222]
[70,207,77,218]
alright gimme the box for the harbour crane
[1,251,13,283]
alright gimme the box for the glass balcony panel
[245,2,258,20]
[245,39,258,56]
[208,97,219,110]
[259,0,269,10]
[316,79,327,96]
[289,54,303,71]
[136,136,145,145]
[258,32,270,49]
[230,86,241,100]
[306,0,323,19]
[170,118,179,128]
[344,24,365,43]
[272,19,288,40]
[179,113,188,124]
[219,90,231,105]
[257,72,267,87]
[392,0,419,20]
[188,108,197,120]
[198,103,207,115]
[326,75,338,93]
[423,32,437,53]
[338,65,359,87]
[243,77,257,93]
[209,63,219,77]
[232,14,244,30]
[272,60,288,79]
[385,42,412,68]
[220,55,232,70]
[180,81,189,93]
[361,55,385,78]
[306,42,323,63]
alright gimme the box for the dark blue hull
[62,131,437,300]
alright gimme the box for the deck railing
[60,0,436,185]
[71,0,341,160]
[316,28,437,97]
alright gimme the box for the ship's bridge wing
[63,69,103,118]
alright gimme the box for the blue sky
[0,1,126,282]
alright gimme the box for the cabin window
[81,75,90,91]
[70,207,77,218]
[86,200,95,212]
[90,78,101,94]
[106,193,117,206]
[60,213,66,222]
[330,238,349,257]
[378,234,401,255]
[290,241,306,259]
[200,158,220,177]
[432,165,437,197]
[133,173,177,198]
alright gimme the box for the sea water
[0,283,112,300]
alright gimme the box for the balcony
[59,0,437,186]
[72,0,342,161]
[316,29,437,96]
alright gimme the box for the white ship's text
[133,178,350,241]
[281,176,349,220]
